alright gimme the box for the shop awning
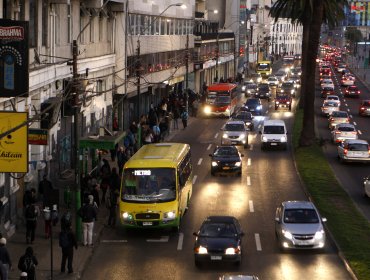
[79,131,126,150]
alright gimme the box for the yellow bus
[256,60,272,78]
[120,143,193,231]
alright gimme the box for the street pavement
[6,117,196,280]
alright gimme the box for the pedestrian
[143,128,154,145]
[116,146,127,174]
[0,260,6,280]
[0,238,11,280]
[152,123,161,143]
[77,196,97,247]
[180,109,188,129]
[109,167,121,192]
[91,183,100,208]
[59,225,77,274]
[100,159,111,205]
[106,188,119,227]
[159,117,169,141]
[17,246,38,280]
[43,206,51,239]
[23,188,36,209]
[60,211,72,231]
[38,175,53,208]
[192,98,199,117]
[172,106,180,130]
[25,200,39,244]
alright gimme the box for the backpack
[22,255,35,272]
[181,111,188,120]
[59,231,70,248]
[25,205,36,220]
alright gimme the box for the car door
[337,142,346,158]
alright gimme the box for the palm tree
[270,0,347,146]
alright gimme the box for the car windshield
[234,113,252,120]
[282,83,293,89]
[214,147,238,156]
[337,126,355,132]
[225,123,245,131]
[122,168,176,202]
[246,84,257,89]
[258,84,269,90]
[283,209,319,224]
[327,96,338,101]
[348,144,369,151]
[276,71,285,76]
[251,74,261,78]
[263,125,285,134]
[348,86,357,90]
[268,77,277,81]
[215,96,230,104]
[332,112,348,118]
[322,87,333,91]
[245,99,259,106]
[323,101,338,107]
[199,222,237,238]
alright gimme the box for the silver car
[275,201,327,250]
[331,123,358,144]
[221,120,249,149]
[321,100,339,116]
[337,139,370,163]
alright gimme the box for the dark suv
[275,93,292,111]
[255,83,271,101]
[243,98,263,115]
[280,82,296,97]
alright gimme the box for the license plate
[142,222,152,226]
[223,167,230,170]
[297,240,311,245]
[210,256,222,260]
[231,141,237,144]
[270,143,277,146]
[353,152,364,156]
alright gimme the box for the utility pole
[185,33,189,112]
[72,40,82,241]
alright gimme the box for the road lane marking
[350,115,353,118]
[345,103,348,107]
[249,200,254,212]
[347,108,350,112]
[177,233,184,250]
[353,122,357,126]
[247,176,251,186]
[358,130,362,135]
[147,236,169,243]
[207,144,212,150]
[247,158,251,166]
[192,175,198,184]
[214,133,219,138]
[255,233,262,251]
[266,110,269,114]
[249,144,254,151]
[197,158,203,165]
[101,240,128,243]
[258,124,262,129]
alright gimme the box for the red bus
[202,83,239,117]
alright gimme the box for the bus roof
[257,60,271,64]
[207,83,237,91]
[124,143,190,169]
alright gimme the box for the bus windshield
[122,168,176,203]
[257,63,271,70]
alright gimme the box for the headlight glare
[122,212,133,220]
[282,230,293,240]
[262,136,267,142]
[314,230,325,239]
[225,248,236,255]
[197,246,208,254]
[164,211,176,219]
[211,161,218,167]
[280,136,287,142]
[223,134,228,139]
[234,161,241,167]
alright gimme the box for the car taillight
[335,131,341,134]
[343,149,348,155]
[360,107,365,111]
[346,118,350,122]
[357,91,360,94]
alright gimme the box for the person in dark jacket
[0,238,11,280]
[77,196,97,246]
[106,188,119,227]
[109,167,121,192]
[59,226,77,274]
[17,246,38,280]
[38,175,53,208]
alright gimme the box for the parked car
[243,98,263,116]
[337,139,370,163]
[221,120,249,148]
[275,201,327,249]
[359,100,370,116]
[344,85,361,98]
[209,145,243,176]
[363,175,370,198]
[193,216,244,267]
[231,111,254,130]
[321,100,340,116]
[328,111,349,130]
[331,123,358,144]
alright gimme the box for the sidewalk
[345,55,370,90]
[6,116,197,280]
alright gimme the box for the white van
[260,119,288,150]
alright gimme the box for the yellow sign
[0,111,28,172]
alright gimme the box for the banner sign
[28,129,48,145]
[0,19,29,98]
[0,112,28,173]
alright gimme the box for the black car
[243,98,263,115]
[209,146,244,176]
[193,216,244,267]
[255,83,271,100]
[279,82,296,97]
[231,111,254,130]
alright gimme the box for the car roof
[220,275,259,280]
[326,95,339,99]
[205,216,237,223]
[225,120,245,125]
[215,145,238,152]
[263,119,285,126]
[343,139,369,145]
[282,201,315,210]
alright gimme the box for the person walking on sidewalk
[59,225,77,274]
[38,175,53,208]
[172,106,180,130]
[25,200,39,244]
[106,188,119,227]
[77,196,97,247]
[17,246,38,280]
[181,108,188,129]
[0,238,11,280]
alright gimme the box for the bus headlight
[204,106,211,114]
[122,212,133,221]
[211,161,218,167]
[164,211,176,220]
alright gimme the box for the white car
[331,123,358,144]
[341,77,355,86]
[336,64,347,73]
[321,79,334,90]
[267,76,279,87]
[325,95,341,106]
[363,175,370,198]
[321,100,340,116]
[328,111,349,130]
[337,139,370,163]
[221,120,249,148]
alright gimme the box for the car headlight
[234,161,241,167]
[287,101,290,104]
[211,161,218,167]
[262,136,267,142]
[282,229,293,240]
[223,133,228,139]
[314,230,325,239]
[280,136,287,142]
[275,101,279,104]
[225,247,237,255]
[247,90,251,93]
[256,105,262,110]
[164,211,176,219]
[196,246,208,254]
[122,212,133,221]
[204,106,211,114]
[246,122,251,125]
[242,86,246,91]
[239,133,246,139]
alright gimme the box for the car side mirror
[193,232,198,237]
[322,217,327,222]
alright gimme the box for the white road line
[258,124,262,129]
[345,103,348,107]
[247,176,251,186]
[269,104,272,108]
[350,115,353,119]
[101,240,128,243]
[197,158,203,165]
[255,233,262,251]
[353,122,357,126]
[207,144,212,150]
[214,133,219,139]
[147,236,169,243]
[347,108,350,112]
[192,175,198,184]
[266,110,269,114]
[249,200,254,212]
[249,144,254,151]
[358,130,362,135]
[247,158,251,166]
[177,233,184,250]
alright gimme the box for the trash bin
[64,186,72,209]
